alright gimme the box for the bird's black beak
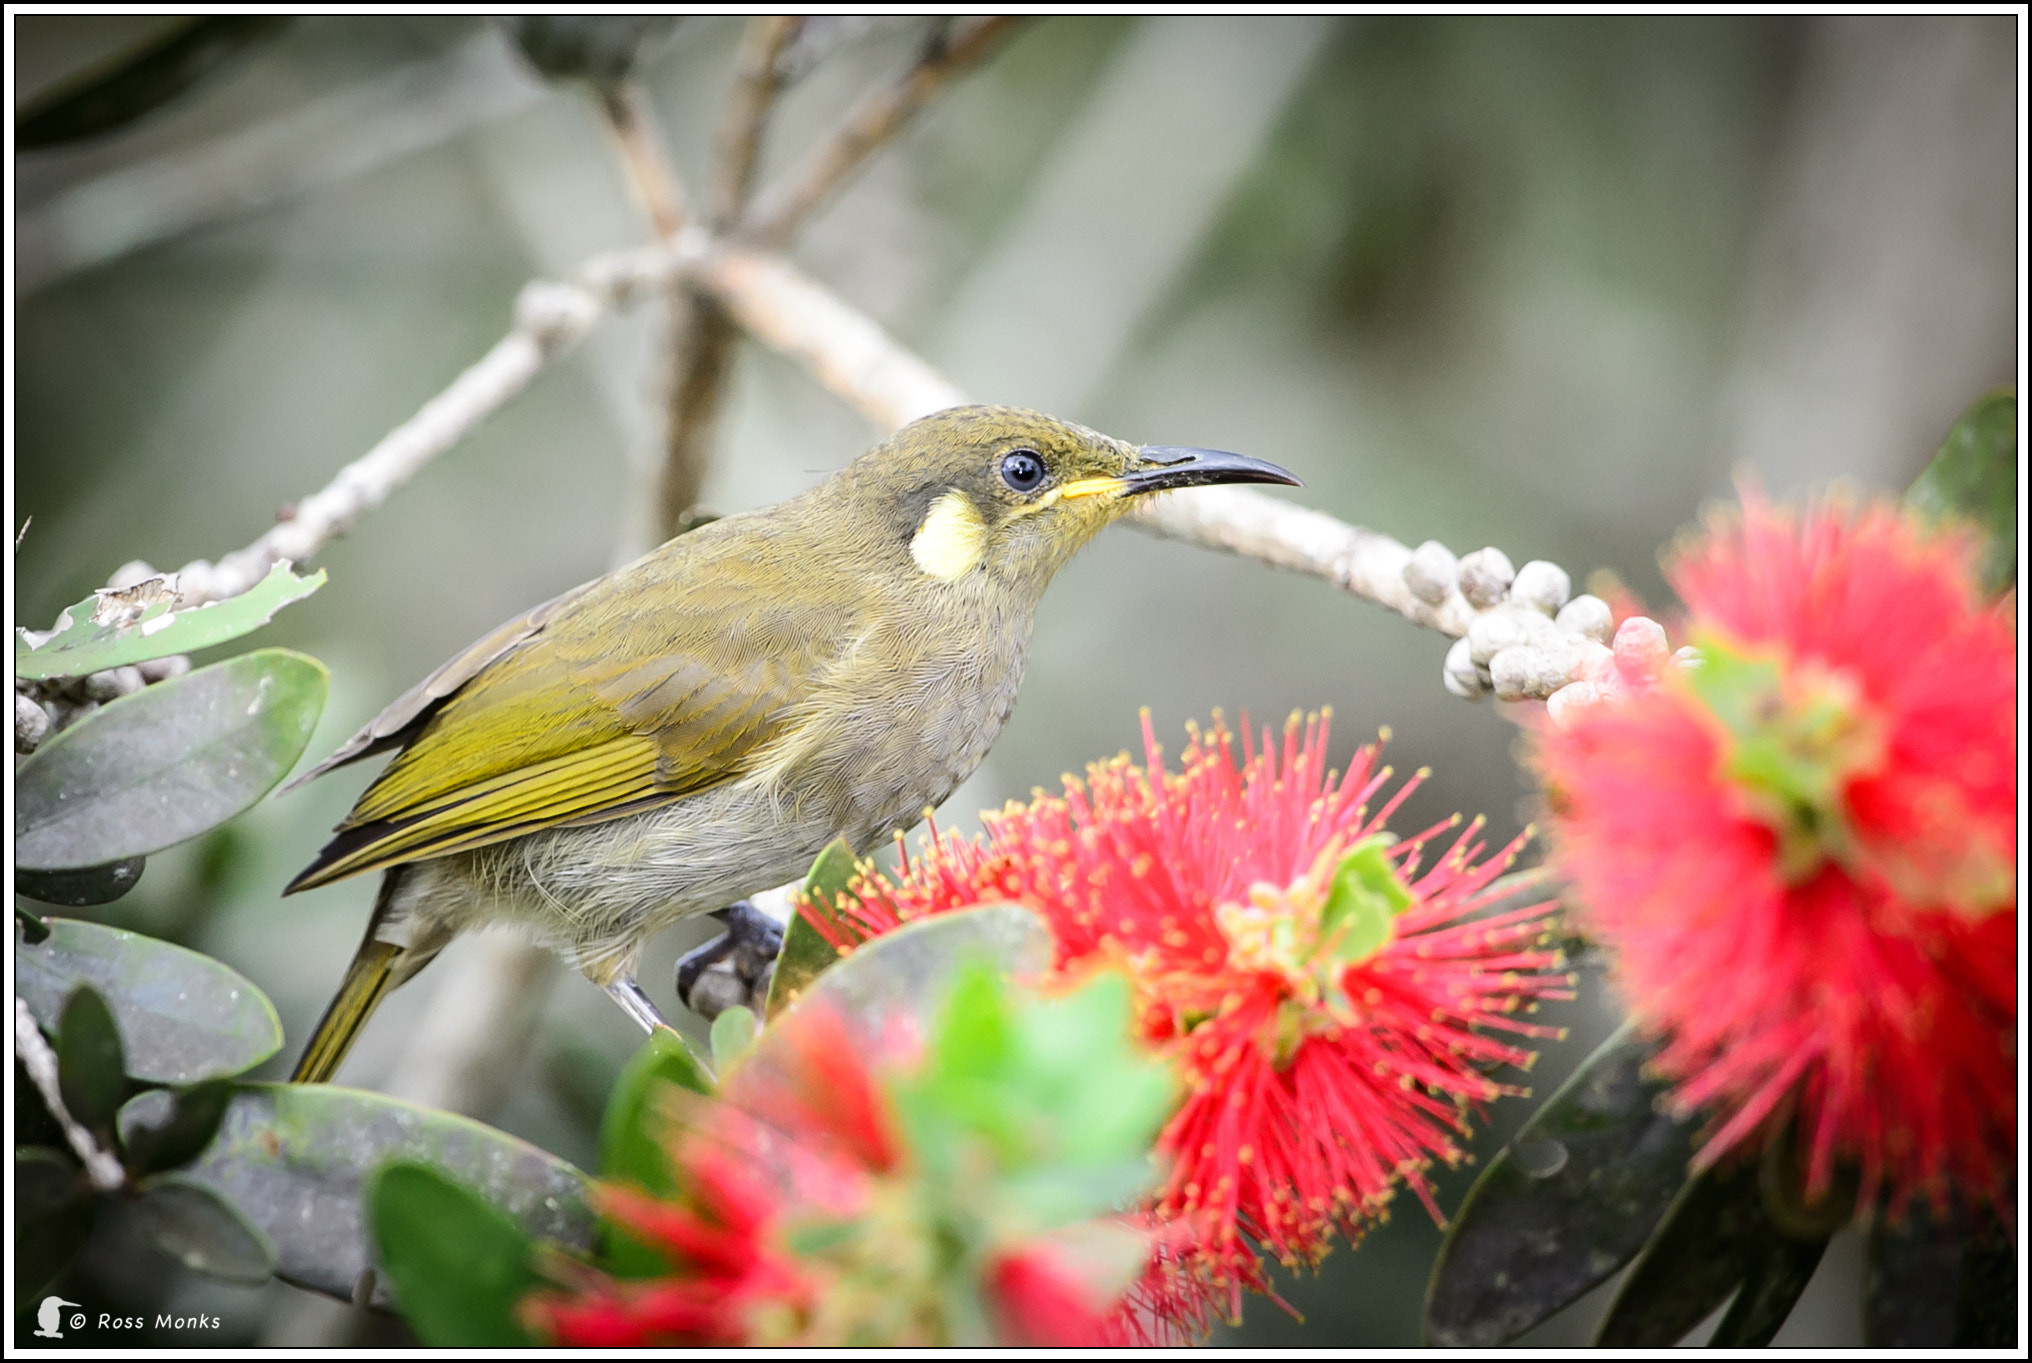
[1060,446,1302,499]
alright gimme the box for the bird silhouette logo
[36,1296,83,1338]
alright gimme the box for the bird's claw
[675,900,785,1020]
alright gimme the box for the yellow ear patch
[911,491,988,581]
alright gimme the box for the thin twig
[599,83,687,239]
[15,998,126,1191]
[711,16,803,229]
[655,16,805,542]
[744,16,1022,248]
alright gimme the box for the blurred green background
[12,14,2017,1347]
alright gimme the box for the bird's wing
[287,520,860,892]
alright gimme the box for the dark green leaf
[709,1005,758,1072]
[15,16,290,148]
[15,1147,87,1223]
[1952,1202,2016,1347]
[57,985,127,1136]
[16,918,283,1083]
[16,856,146,907]
[133,1173,277,1285]
[1866,1203,1965,1346]
[1594,1162,1761,1345]
[118,1079,234,1175]
[1866,1197,2018,1347]
[1424,1022,1698,1346]
[369,1162,538,1346]
[179,1083,594,1306]
[17,903,52,942]
[764,836,861,1021]
[15,1061,66,1148]
[1705,1229,1828,1347]
[14,648,329,869]
[16,1199,95,1300]
[1905,387,2016,597]
[14,562,325,681]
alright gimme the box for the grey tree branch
[599,83,687,239]
[14,998,126,1191]
[98,219,1658,722]
[656,16,804,542]
[743,16,1022,249]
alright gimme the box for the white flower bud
[1510,559,1571,615]
[16,692,52,754]
[1673,645,1703,669]
[136,655,193,684]
[1468,605,1559,666]
[1405,540,1459,605]
[1443,636,1486,699]
[1457,547,1516,608]
[1546,680,1603,727]
[82,666,146,702]
[1555,593,1614,643]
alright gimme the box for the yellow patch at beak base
[1058,476,1129,500]
[910,490,988,581]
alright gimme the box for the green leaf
[133,1173,277,1285]
[600,1030,714,1193]
[709,1005,758,1072]
[15,1146,87,1223]
[15,856,146,907]
[1705,1231,1827,1347]
[177,1083,594,1306]
[369,1162,538,1346]
[597,1028,714,1279]
[57,985,127,1136]
[14,561,324,681]
[16,918,283,1084]
[14,647,329,869]
[895,965,1172,1229]
[1423,1022,1698,1346]
[17,904,53,943]
[764,836,862,1021]
[776,902,1055,1039]
[15,16,290,148]
[1318,833,1411,962]
[1866,1199,2017,1347]
[1594,1160,1795,1345]
[118,1079,234,1175]
[1905,387,2016,597]
[15,1197,95,1300]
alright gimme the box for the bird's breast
[768,595,1034,844]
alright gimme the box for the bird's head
[840,405,1301,591]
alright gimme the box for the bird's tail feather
[291,874,408,1084]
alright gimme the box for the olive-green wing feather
[287,517,865,892]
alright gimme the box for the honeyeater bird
[283,405,1298,1082]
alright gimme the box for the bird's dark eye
[1000,449,1046,493]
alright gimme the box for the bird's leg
[604,977,677,1035]
[675,900,786,1020]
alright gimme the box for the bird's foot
[675,900,785,1021]
[605,976,677,1035]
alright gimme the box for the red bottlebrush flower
[1535,495,2016,1211]
[818,713,1570,1322]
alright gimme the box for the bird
[282,405,1299,1083]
